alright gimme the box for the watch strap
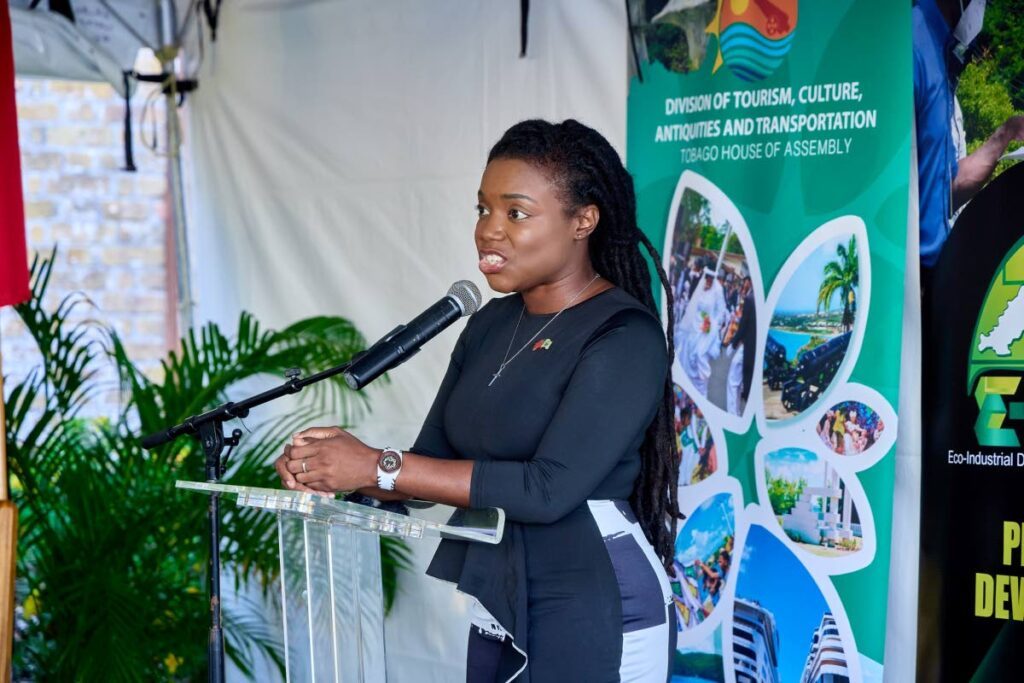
[376,446,403,491]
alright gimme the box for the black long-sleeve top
[413,286,668,680]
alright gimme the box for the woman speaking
[276,119,680,682]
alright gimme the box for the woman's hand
[274,426,378,493]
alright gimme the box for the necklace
[488,274,602,387]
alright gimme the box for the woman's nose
[476,215,506,242]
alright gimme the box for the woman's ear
[573,204,600,240]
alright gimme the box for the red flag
[0,2,27,308]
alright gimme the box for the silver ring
[302,461,308,474]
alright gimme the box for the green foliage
[674,188,711,256]
[957,4,1024,183]
[976,0,1024,111]
[673,189,741,263]
[698,224,723,252]
[837,537,861,551]
[674,651,725,682]
[641,2,716,74]
[960,60,1017,143]
[817,236,858,332]
[785,528,812,544]
[797,335,827,359]
[7,250,411,679]
[647,22,692,74]
[766,469,806,516]
[726,232,744,256]
[958,58,1022,177]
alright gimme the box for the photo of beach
[672,625,724,683]
[763,235,859,421]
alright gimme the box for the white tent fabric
[183,1,628,679]
[9,0,199,93]
[11,6,131,94]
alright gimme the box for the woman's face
[474,158,590,293]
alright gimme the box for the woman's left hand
[281,426,378,493]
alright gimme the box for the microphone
[343,280,482,390]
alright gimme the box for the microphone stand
[140,359,355,683]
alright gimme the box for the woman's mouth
[478,252,508,274]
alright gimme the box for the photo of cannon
[763,233,859,421]
[763,334,789,390]
[780,332,852,413]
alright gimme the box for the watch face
[379,452,401,473]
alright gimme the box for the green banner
[626,2,911,681]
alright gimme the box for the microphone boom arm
[139,358,356,449]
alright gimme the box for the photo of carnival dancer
[674,384,717,486]
[679,263,727,398]
[669,493,735,632]
[666,184,758,418]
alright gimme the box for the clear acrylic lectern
[177,481,505,682]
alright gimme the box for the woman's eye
[509,208,529,221]
[475,204,490,218]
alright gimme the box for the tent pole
[157,3,217,681]
[0,332,8,502]
[165,94,193,334]
[0,328,19,680]
[158,0,194,336]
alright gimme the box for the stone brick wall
[1,77,172,418]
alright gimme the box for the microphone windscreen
[448,280,482,316]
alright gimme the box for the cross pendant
[489,370,501,387]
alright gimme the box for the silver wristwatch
[376,447,403,491]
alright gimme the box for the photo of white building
[732,597,780,683]
[781,459,860,548]
[801,611,850,683]
[765,448,863,556]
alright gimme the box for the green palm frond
[110,312,371,440]
[816,237,860,330]
[9,249,410,680]
[816,280,839,314]
[223,595,287,678]
[13,250,99,417]
[381,536,415,613]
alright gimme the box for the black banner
[920,162,1024,681]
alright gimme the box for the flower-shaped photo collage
[662,171,897,683]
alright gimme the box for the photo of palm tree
[763,236,859,421]
[816,236,858,334]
